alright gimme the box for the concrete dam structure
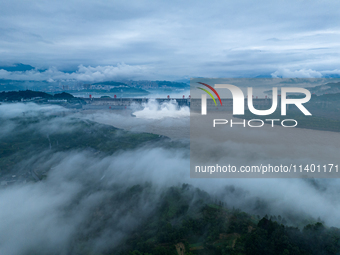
[81,97,275,111]
[82,98,191,110]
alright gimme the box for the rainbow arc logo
[197,82,223,106]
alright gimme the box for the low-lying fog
[0,101,340,254]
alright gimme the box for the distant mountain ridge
[0,90,74,101]
[91,81,128,86]
[0,63,35,72]
[308,82,340,95]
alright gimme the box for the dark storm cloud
[0,0,340,80]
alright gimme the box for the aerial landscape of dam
[3,1,340,254]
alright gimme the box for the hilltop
[0,90,74,101]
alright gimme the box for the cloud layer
[1,1,340,80]
[0,64,151,82]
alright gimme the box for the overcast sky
[1,0,340,81]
